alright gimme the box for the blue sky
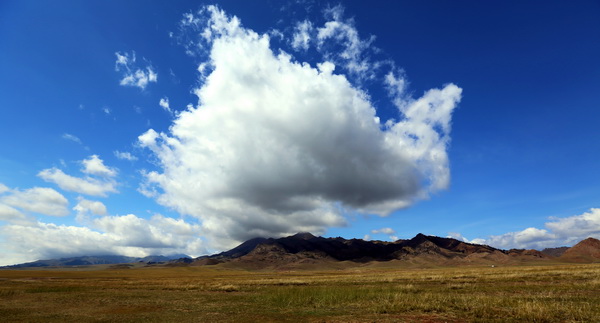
[1,1,599,265]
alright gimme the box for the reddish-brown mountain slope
[559,237,600,262]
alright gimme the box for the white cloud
[1,187,69,217]
[140,6,461,250]
[483,227,555,250]
[138,129,159,149]
[447,232,470,242]
[62,133,82,144]
[81,155,117,177]
[291,20,313,51]
[0,203,29,224]
[371,227,396,235]
[61,133,90,150]
[88,156,116,176]
[38,156,118,197]
[545,208,600,241]
[370,227,397,241]
[0,213,206,266]
[463,208,600,249]
[315,5,378,78]
[385,71,408,106]
[73,197,107,216]
[114,150,138,161]
[38,168,117,197]
[115,51,158,90]
[115,51,129,65]
[0,180,204,266]
[159,97,173,114]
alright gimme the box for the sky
[1,1,599,266]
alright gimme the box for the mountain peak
[289,232,316,240]
[578,237,600,245]
[409,233,431,244]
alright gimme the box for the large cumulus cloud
[139,6,461,249]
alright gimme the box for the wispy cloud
[62,133,82,144]
[291,20,313,51]
[115,51,158,90]
[371,227,396,235]
[114,150,138,161]
[38,155,118,197]
[287,5,381,80]
[61,133,90,150]
[159,97,173,115]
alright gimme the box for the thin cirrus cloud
[38,155,118,197]
[138,5,462,250]
[62,133,90,150]
[114,150,138,161]
[115,51,158,90]
[62,133,82,144]
[371,227,396,235]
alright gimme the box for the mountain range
[4,234,600,269]
[2,254,188,268]
[186,233,600,270]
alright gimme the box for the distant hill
[541,246,570,257]
[559,237,600,262]
[2,254,190,268]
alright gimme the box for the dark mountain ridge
[193,232,554,267]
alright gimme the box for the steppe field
[1,263,599,322]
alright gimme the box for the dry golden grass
[1,263,599,322]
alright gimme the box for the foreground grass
[1,263,599,322]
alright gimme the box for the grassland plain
[1,263,599,322]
